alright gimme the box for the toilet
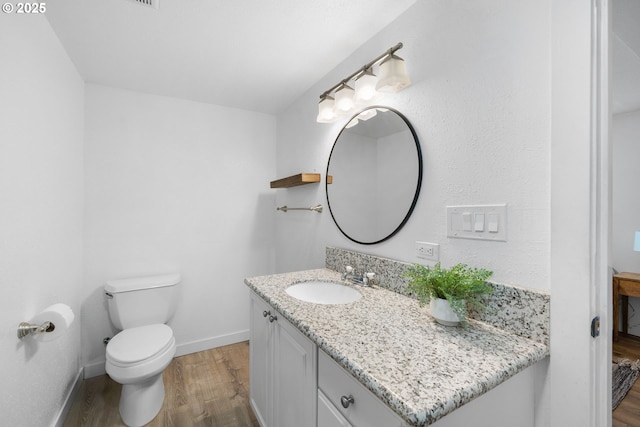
[104,273,181,427]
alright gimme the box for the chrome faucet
[341,266,375,286]
[341,266,354,280]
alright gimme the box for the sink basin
[285,281,362,305]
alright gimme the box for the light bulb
[354,68,381,105]
[316,95,336,123]
[334,83,355,114]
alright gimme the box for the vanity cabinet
[249,291,317,427]
[247,269,548,427]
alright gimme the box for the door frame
[549,0,610,426]
[592,0,612,425]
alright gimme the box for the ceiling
[612,0,640,115]
[45,0,416,114]
[46,0,639,116]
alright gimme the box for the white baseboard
[83,329,250,378]
[84,359,107,379]
[53,367,83,427]
[175,329,249,357]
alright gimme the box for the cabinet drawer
[318,350,403,427]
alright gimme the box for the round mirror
[326,106,423,244]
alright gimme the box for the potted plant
[404,262,493,326]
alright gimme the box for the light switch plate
[446,204,507,241]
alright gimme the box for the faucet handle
[363,272,375,286]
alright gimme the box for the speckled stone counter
[245,268,549,426]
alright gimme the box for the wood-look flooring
[63,341,259,427]
[63,335,640,426]
[613,334,640,427]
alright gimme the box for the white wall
[0,15,84,427]
[82,84,276,374]
[275,0,550,291]
[612,109,640,334]
[272,2,593,426]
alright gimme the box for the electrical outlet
[415,241,439,261]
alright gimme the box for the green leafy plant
[404,262,493,325]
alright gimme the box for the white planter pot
[429,298,462,326]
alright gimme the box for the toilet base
[119,373,165,427]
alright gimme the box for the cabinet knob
[269,314,278,323]
[263,310,270,318]
[340,395,355,408]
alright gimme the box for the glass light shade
[358,108,377,121]
[345,118,359,128]
[354,69,381,105]
[316,95,336,123]
[375,54,411,93]
[334,83,355,114]
[634,231,640,252]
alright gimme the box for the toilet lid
[107,324,174,364]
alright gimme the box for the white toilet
[104,273,181,427]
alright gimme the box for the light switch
[462,212,472,231]
[450,213,462,231]
[487,214,499,233]
[474,213,485,231]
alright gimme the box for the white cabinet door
[249,293,272,427]
[272,307,317,427]
[318,389,352,427]
[250,291,317,427]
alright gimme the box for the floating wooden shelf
[270,173,321,189]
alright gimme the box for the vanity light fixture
[316,42,410,123]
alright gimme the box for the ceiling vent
[128,0,159,10]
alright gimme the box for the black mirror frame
[325,106,423,245]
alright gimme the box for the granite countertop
[245,268,549,426]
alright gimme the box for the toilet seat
[107,324,174,367]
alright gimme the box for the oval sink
[285,281,362,305]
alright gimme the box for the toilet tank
[105,273,181,330]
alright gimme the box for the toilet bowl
[104,273,180,427]
[106,324,176,427]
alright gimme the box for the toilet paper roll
[30,303,75,342]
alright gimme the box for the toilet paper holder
[17,321,55,339]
